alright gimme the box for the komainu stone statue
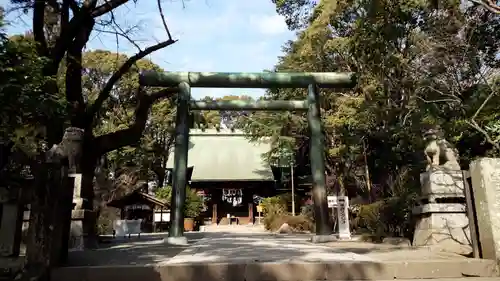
[423,126,460,171]
[414,126,470,255]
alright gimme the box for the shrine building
[166,129,278,225]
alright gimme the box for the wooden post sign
[256,204,263,224]
[327,195,351,240]
[256,204,263,213]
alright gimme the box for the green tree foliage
[0,11,65,190]
[155,185,203,218]
[244,0,499,235]
[83,50,176,188]
[195,95,254,129]
[0,34,64,148]
[78,50,177,230]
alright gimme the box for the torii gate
[139,71,356,244]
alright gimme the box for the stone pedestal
[69,173,84,209]
[413,168,471,254]
[69,209,94,251]
[419,169,465,201]
[469,158,500,262]
[412,203,471,254]
[68,173,95,250]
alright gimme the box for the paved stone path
[202,223,268,233]
[65,225,475,266]
[49,227,500,281]
[163,224,469,264]
[165,231,376,265]
[2,226,497,281]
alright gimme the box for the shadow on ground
[56,232,383,281]
[51,231,496,281]
[66,232,206,266]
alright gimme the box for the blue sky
[2,0,296,98]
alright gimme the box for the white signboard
[154,212,171,222]
[113,219,142,237]
[327,196,338,207]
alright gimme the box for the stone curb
[51,259,498,281]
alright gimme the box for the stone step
[387,279,500,281]
[51,259,498,281]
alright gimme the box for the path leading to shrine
[166,230,375,264]
[51,227,500,281]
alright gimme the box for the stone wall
[470,158,500,262]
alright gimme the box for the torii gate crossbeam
[139,71,357,244]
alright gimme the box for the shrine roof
[107,187,169,209]
[166,129,274,182]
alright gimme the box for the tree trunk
[80,155,98,248]
[157,170,166,189]
[0,141,14,173]
[19,128,84,281]
[21,162,72,281]
[152,160,166,188]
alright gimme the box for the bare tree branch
[33,0,48,56]
[465,87,499,150]
[65,0,81,14]
[91,0,130,18]
[466,119,500,150]
[157,0,173,40]
[66,16,95,127]
[48,2,98,75]
[109,12,142,50]
[94,88,178,155]
[89,39,177,121]
[416,96,461,104]
[43,0,128,75]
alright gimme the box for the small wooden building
[107,186,169,233]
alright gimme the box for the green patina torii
[139,71,356,244]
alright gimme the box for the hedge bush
[261,195,314,232]
[261,195,286,230]
[261,193,416,238]
[351,195,417,241]
[265,214,313,232]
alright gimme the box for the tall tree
[7,0,177,187]
[78,49,175,224]
[251,0,499,201]
[4,0,179,277]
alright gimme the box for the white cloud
[250,14,288,35]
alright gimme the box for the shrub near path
[261,195,315,233]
